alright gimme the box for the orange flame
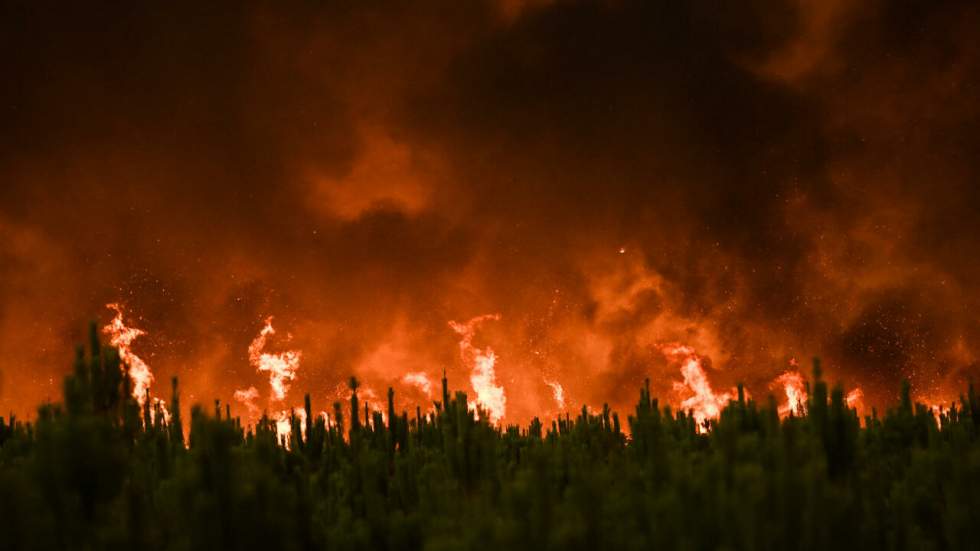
[661,343,735,431]
[846,387,864,412]
[449,314,506,423]
[275,407,307,445]
[103,303,154,406]
[774,371,807,417]
[234,386,261,416]
[402,372,434,396]
[545,379,566,410]
[247,317,301,402]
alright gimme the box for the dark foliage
[2,328,979,550]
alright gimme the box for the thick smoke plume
[1,1,979,420]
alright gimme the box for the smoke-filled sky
[1,0,979,422]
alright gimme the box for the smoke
[0,1,978,420]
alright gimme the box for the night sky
[1,1,979,421]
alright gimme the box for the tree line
[1,325,978,550]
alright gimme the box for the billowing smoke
[1,1,978,421]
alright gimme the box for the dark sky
[1,0,979,420]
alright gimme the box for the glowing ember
[545,380,566,410]
[449,314,506,423]
[248,317,301,402]
[103,303,154,406]
[661,343,735,430]
[774,371,807,417]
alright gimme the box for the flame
[103,303,154,406]
[234,386,261,416]
[275,407,307,445]
[846,387,864,412]
[151,398,171,424]
[248,317,301,402]
[449,314,506,423]
[774,371,807,417]
[661,343,735,430]
[402,372,433,396]
[918,394,951,423]
[545,379,566,410]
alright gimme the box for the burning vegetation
[1,0,979,547]
[1,332,979,550]
[97,302,873,435]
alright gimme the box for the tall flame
[661,343,735,430]
[275,407,307,444]
[546,379,566,410]
[846,387,864,411]
[449,314,506,423]
[103,303,154,406]
[774,371,807,417]
[248,317,301,402]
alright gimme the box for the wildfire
[248,317,301,402]
[98,306,895,434]
[103,303,154,406]
[661,343,736,430]
[846,388,864,411]
[774,371,807,417]
[449,314,506,423]
[402,372,434,396]
[275,407,307,442]
[546,380,566,410]
[234,386,261,416]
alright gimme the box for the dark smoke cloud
[1,0,978,418]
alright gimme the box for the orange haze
[1,1,979,424]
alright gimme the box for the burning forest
[2,0,980,549]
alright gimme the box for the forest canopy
[1,328,979,550]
